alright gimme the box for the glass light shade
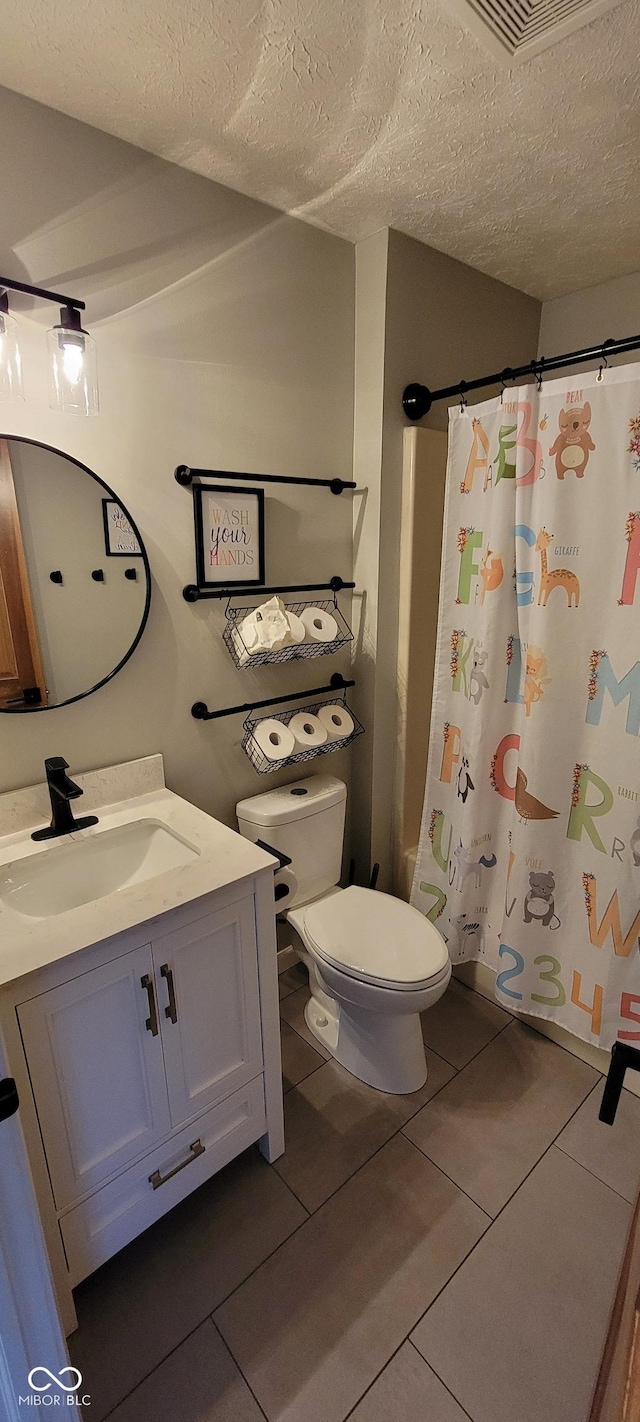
[0,310,24,402]
[47,322,99,416]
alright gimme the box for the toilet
[236,774,451,1094]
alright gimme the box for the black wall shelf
[192,671,355,722]
[183,574,354,604]
[175,465,355,495]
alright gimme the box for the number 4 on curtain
[571,971,603,1037]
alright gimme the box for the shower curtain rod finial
[402,382,432,421]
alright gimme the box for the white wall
[539,270,640,365]
[0,87,355,831]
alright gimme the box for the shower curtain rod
[402,333,640,421]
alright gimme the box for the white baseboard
[454,959,638,1098]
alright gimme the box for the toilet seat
[302,885,450,991]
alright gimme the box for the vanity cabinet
[6,885,278,1297]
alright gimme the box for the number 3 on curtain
[496,944,524,1000]
[531,955,566,1007]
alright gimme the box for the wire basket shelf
[223,597,353,670]
[242,696,364,775]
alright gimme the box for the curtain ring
[597,339,613,382]
[500,368,512,404]
[459,380,468,412]
[535,357,545,393]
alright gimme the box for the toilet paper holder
[223,591,354,670]
[191,672,363,775]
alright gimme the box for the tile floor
[69,970,640,1422]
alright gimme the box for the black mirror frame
[0,433,151,714]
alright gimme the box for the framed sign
[194,483,265,588]
[102,499,142,556]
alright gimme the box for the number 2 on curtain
[496,944,524,1000]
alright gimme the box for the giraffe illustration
[535,529,580,608]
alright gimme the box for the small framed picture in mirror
[194,483,265,588]
[102,499,142,557]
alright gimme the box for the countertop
[0,765,275,989]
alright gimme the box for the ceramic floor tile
[348,1342,470,1422]
[215,1134,488,1422]
[279,985,331,1058]
[106,1320,263,1422]
[412,1146,631,1422]
[274,1050,456,1212]
[404,1020,598,1215]
[557,1081,640,1203]
[279,963,308,1000]
[420,978,511,1069]
[281,1019,325,1093]
[70,1147,307,1421]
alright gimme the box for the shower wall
[394,426,447,896]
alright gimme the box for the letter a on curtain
[411,366,640,1048]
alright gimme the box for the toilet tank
[236,775,347,910]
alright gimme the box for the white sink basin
[0,819,200,919]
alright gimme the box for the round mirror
[0,435,150,711]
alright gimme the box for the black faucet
[31,758,99,842]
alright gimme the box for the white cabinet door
[153,897,263,1129]
[0,1034,80,1419]
[18,945,171,1210]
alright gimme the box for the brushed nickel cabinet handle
[141,973,159,1037]
[149,1139,205,1190]
[160,963,178,1024]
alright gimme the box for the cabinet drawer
[59,1075,266,1287]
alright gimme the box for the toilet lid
[303,886,450,988]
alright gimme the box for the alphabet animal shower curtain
[411,364,640,1049]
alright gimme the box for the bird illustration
[456,754,475,804]
[515,768,559,822]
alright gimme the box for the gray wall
[539,270,640,367]
[352,228,542,887]
[0,86,355,830]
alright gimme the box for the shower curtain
[411,364,640,1049]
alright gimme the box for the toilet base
[304,991,428,1095]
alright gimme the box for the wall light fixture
[0,276,98,416]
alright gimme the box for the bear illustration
[549,403,595,480]
[524,871,561,929]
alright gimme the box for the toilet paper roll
[285,610,306,644]
[317,704,355,741]
[289,712,328,749]
[300,606,339,644]
[253,718,296,762]
[272,866,299,907]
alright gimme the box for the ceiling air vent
[447,0,627,63]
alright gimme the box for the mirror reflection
[0,437,149,710]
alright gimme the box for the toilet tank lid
[236,774,346,827]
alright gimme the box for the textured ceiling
[0,0,638,299]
